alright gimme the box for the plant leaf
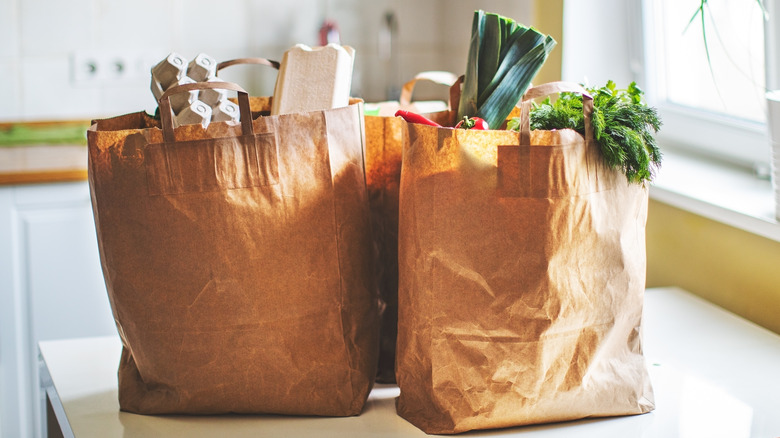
[477,13,502,98]
[457,10,555,127]
[457,10,556,128]
[475,35,555,129]
[478,27,536,104]
[457,10,485,121]
[515,80,662,184]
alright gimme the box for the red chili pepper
[394,110,441,127]
[455,116,489,130]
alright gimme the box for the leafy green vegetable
[509,80,662,184]
[457,10,556,130]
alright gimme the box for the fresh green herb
[509,80,662,184]
[457,10,556,130]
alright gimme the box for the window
[651,0,766,121]
[641,0,771,169]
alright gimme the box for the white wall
[561,0,639,88]
[0,0,533,122]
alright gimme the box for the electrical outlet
[70,50,160,86]
[71,51,100,84]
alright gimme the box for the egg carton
[150,52,239,128]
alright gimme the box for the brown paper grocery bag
[395,82,655,434]
[88,81,379,416]
[363,72,459,383]
[216,57,279,116]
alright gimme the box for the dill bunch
[510,80,662,184]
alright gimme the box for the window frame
[637,0,774,170]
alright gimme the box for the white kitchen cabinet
[0,181,117,438]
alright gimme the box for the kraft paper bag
[363,72,459,383]
[216,57,279,116]
[395,82,655,434]
[87,81,379,416]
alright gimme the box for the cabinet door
[0,181,117,438]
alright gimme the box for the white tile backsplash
[178,0,248,54]
[95,0,175,50]
[21,56,100,120]
[392,0,441,49]
[324,0,373,47]
[0,0,20,58]
[1,0,533,122]
[0,61,21,119]
[246,0,323,50]
[20,0,95,57]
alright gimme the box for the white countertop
[39,287,780,437]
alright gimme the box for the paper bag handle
[449,75,465,125]
[518,81,594,142]
[158,81,253,143]
[216,57,281,72]
[399,71,459,107]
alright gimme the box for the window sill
[649,148,780,242]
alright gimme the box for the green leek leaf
[458,10,484,119]
[457,10,556,130]
[478,13,502,96]
[476,40,553,127]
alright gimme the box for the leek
[457,10,556,129]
